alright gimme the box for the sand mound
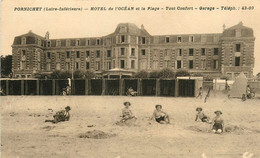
[186,125,209,133]
[42,126,55,131]
[78,130,116,139]
[224,125,245,134]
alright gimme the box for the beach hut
[229,72,247,98]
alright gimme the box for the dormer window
[119,26,127,33]
[47,41,51,47]
[22,50,26,57]
[66,40,70,46]
[121,35,125,43]
[22,37,26,45]
[165,37,170,43]
[141,37,146,44]
[76,39,80,46]
[177,36,182,43]
[189,36,194,42]
[86,39,90,46]
[56,40,61,47]
[96,39,100,45]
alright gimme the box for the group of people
[45,102,223,134]
[195,107,224,134]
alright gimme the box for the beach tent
[229,72,247,98]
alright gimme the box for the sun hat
[65,106,71,110]
[124,101,131,106]
[196,107,202,111]
[214,110,222,114]
[155,105,162,109]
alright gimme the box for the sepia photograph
[1,0,260,157]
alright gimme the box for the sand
[1,93,260,158]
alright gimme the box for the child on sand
[150,105,170,124]
[195,107,211,123]
[121,101,136,122]
[45,106,71,124]
[196,87,203,99]
[211,110,224,134]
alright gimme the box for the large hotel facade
[12,22,255,79]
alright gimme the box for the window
[22,50,26,56]
[165,37,170,43]
[189,60,194,69]
[201,60,206,69]
[131,48,135,56]
[189,36,194,42]
[66,51,70,58]
[86,51,90,58]
[201,48,206,56]
[178,49,182,56]
[153,60,158,69]
[235,57,240,66]
[76,51,80,58]
[76,40,80,46]
[121,48,125,56]
[76,62,79,69]
[164,50,169,56]
[236,44,241,52]
[177,36,182,43]
[47,41,51,47]
[56,40,61,47]
[22,37,26,45]
[66,62,70,70]
[96,61,100,70]
[47,52,51,59]
[213,60,218,69]
[56,52,61,59]
[66,40,70,46]
[121,35,125,43]
[56,63,61,70]
[214,48,219,55]
[47,63,51,71]
[177,60,182,69]
[107,62,111,70]
[120,60,125,68]
[86,40,90,46]
[112,60,115,68]
[96,39,100,45]
[131,60,135,69]
[164,60,170,68]
[21,61,26,70]
[189,49,194,56]
[141,37,146,44]
[107,50,111,57]
[96,51,100,58]
[141,49,146,56]
[86,62,90,69]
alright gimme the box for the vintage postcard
[1,0,260,157]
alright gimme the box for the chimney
[45,31,50,40]
[141,24,144,30]
[222,24,226,31]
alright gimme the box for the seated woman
[126,87,137,96]
[45,106,71,124]
[195,107,211,123]
[211,110,224,134]
[150,105,170,124]
[121,101,136,122]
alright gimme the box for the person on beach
[150,105,170,124]
[45,106,71,124]
[196,87,203,99]
[211,110,224,134]
[121,101,136,122]
[195,107,211,123]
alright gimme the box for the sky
[1,0,260,75]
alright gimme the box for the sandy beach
[1,94,260,158]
